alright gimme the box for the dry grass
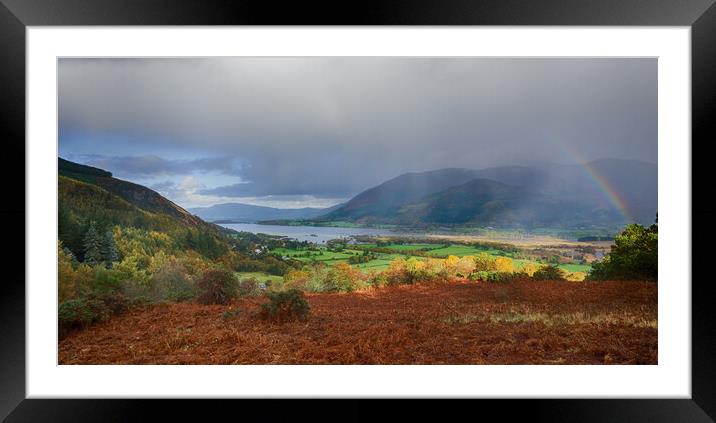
[58,280,657,365]
[443,310,657,328]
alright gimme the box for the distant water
[218,223,398,244]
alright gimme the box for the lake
[219,222,398,244]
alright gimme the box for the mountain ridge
[189,202,343,223]
[323,159,657,227]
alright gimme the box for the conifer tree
[101,229,119,268]
[83,222,103,266]
[62,246,78,266]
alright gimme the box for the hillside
[189,202,342,223]
[325,168,484,221]
[59,157,203,227]
[395,178,536,225]
[58,158,229,261]
[322,160,657,227]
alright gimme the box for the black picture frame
[1,0,714,421]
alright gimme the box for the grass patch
[443,311,657,328]
[234,272,283,284]
[557,263,592,273]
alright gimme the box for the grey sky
[58,57,657,208]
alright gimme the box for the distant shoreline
[214,219,615,239]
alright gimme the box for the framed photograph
[2,0,714,421]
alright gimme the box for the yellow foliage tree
[474,253,497,271]
[455,256,476,277]
[522,262,539,277]
[58,243,94,303]
[494,257,514,273]
[58,245,77,303]
[327,262,364,291]
[283,269,311,290]
[406,257,426,272]
[565,271,586,282]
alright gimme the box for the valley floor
[58,280,657,365]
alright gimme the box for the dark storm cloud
[72,154,241,179]
[59,57,657,201]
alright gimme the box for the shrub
[150,262,196,302]
[367,271,388,288]
[222,308,241,319]
[283,269,311,291]
[455,256,476,277]
[237,277,261,297]
[325,262,364,292]
[385,257,439,285]
[532,265,566,281]
[443,255,461,276]
[468,271,524,283]
[305,265,330,292]
[196,267,237,305]
[58,252,94,303]
[90,291,130,315]
[92,266,126,295]
[521,262,539,277]
[565,271,587,282]
[494,257,514,273]
[58,296,110,339]
[59,298,96,329]
[385,257,411,285]
[473,253,498,271]
[406,257,434,283]
[260,289,310,323]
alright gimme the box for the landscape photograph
[57,57,657,364]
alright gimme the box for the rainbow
[552,138,632,223]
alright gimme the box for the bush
[367,271,388,288]
[196,267,237,305]
[304,265,330,292]
[521,262,539,277]
[283,269,311,291]
[473,253,498,271]
[454,256,476,277]
[58,298,98,330]
[150,262,196,302]
[468,271,525,283]
[260,289,310,323]
[324,262,364,292]
[532,265,566,281]
[91,291,130,315]
[237,277,261,297]
[494,257,514,273]
[58,296,111,339]
[294,264,365,293]
[565,271,587,282]
[385,258,411,285]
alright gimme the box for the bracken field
[59,279,657,365]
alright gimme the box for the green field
[273,247,363,262]
[554,263,592,273]
[423,245,505,257]
[268,242,591,276]
[356,243,440,252]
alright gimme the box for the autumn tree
[589,220,658,281]
[522,262,539,277]
[495,257,514,273]
[532,264,566,280]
